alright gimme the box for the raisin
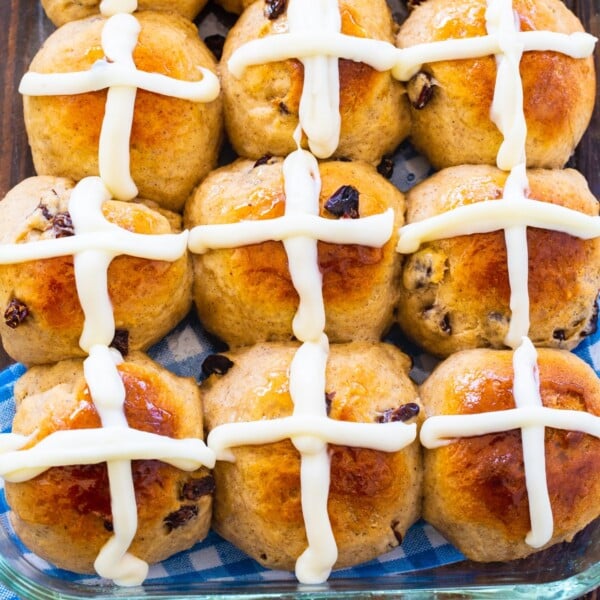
[376,402,420,423]
[440,313,452,335]
[204,34,225,61]
[264,0,286,19]
[202,354,234,377]
[254,154,273,168]
[4,298,29,329]
[110,329,129,356]
[38,202,53,220]
[407,71,435,109]
[278,102,290,115]
[324,185,360,219]
[52,212,75,238]
[553,329,567,342]
[325,391,336,416]
[377,156,394,179]
[164,505,199,533]
[103,519,114,532]
[180,476,215,501]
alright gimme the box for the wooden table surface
[0,0,598,598]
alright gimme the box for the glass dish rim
[0,515,598,600]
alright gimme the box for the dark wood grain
[0,1,598,598]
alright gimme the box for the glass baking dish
[0,0,598,598]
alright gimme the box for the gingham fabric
[0,141,598,597]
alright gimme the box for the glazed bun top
[0,176,192,365]
[41,0,209,27]
[220,0,410,163]
[420,347,600,562]
[397,0,596,169]
[22,11,222,213]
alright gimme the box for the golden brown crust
[6,352,212,574]
[0,176,192,365]
[396,165,600,356]
[220,0,410,163]
[184,158,404,347]
[397,0,595,169]
[23,12,222,212]
[214,0,256,13]
[40,0,209,26]
[420,348,600,562]
[202,341,422,571]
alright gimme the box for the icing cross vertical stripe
[19,8,219,200]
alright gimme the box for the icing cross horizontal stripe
[0,427,216,482]
[188,209,394,254]
[0,230,189,263]
[227,30,596,82]
[396,200,600,254]
[420,407,600,448]
[19,63,220,102]
[208,417,417,462]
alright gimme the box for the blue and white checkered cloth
[0,142,598,597]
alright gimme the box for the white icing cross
[189,147,394,343]
[208,334,417,583]
[192,145,412,583]
[397,164,600,348]
[288,0,341,158]
[0,177,189,352]
[227,0,595,160]
[420,337,600,548]
[1,345,215,586]
[19,8,219,201]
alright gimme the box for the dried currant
[264,0,286,20]
[164,505,199,533]
[52,212,75,238]
[38,202,54,220]
[278,101,290,115]
[110,329,129,356]
[202,354,234,377]
[440,313,452,335]
[377,156,394,179]
[180,475,216,501]
[407,71,435,109]
[324,185,360,219]
[4,298,29,329]
[376,402,420,423]
[254,154,273,168]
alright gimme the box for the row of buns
[7,340,600,574]
[2,160,597,366]
[23,0,595,214]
